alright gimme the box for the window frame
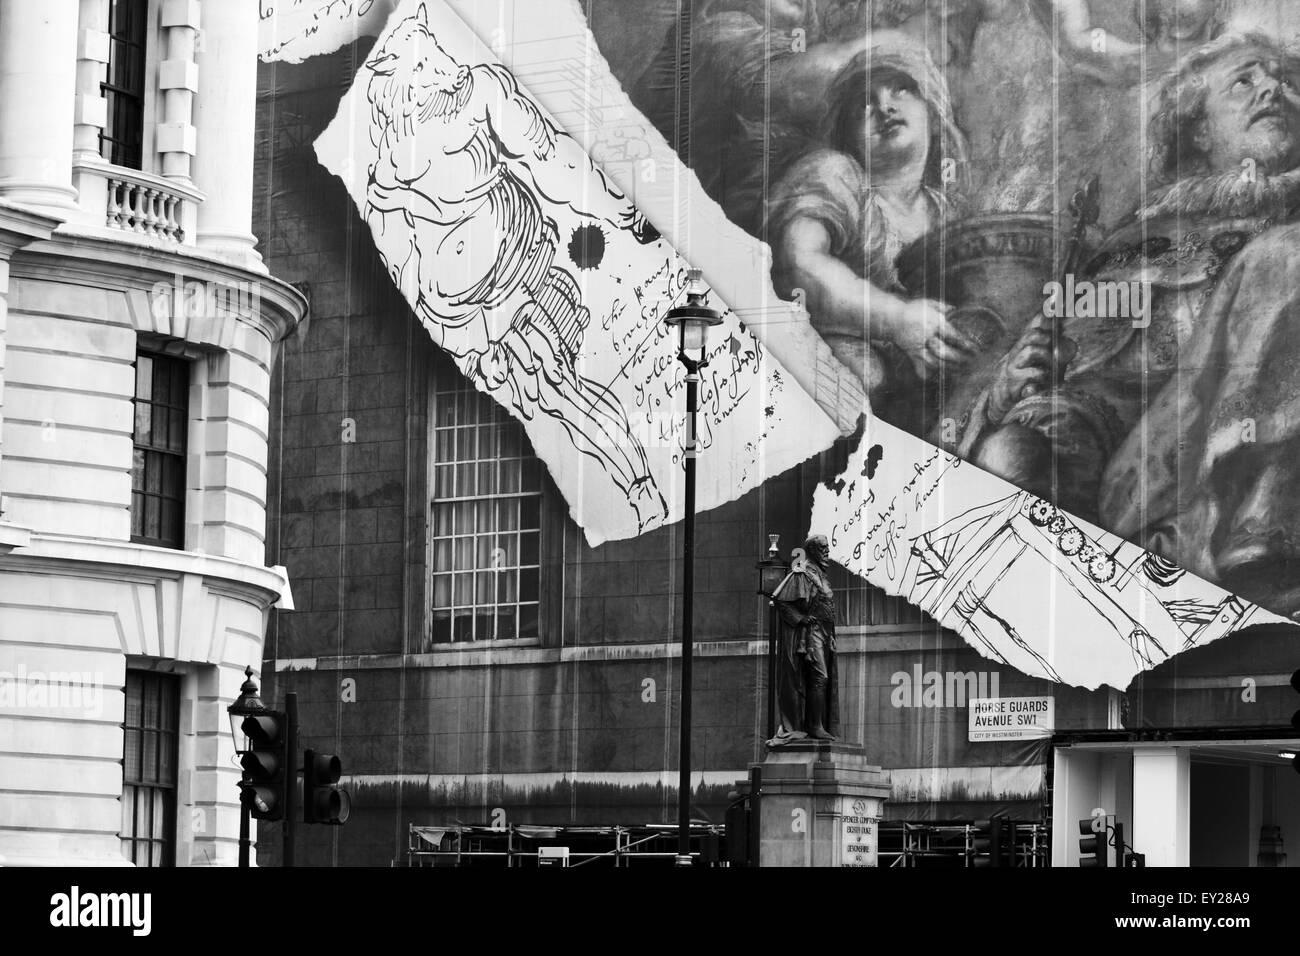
[425,371,550,649]
[99,0,153,171]
[130,347,191,550]
[119,668,180,868]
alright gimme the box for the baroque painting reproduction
[605,0,1300,621]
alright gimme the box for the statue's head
[804,534,830,567]
[1149,32,1300,182]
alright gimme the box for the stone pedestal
[737,742,891,867]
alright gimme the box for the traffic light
[1291,668,1300,774]
[303,749,349,825]
[1079,816,1108,868]
[240,711,286,821]
[971,818,1007,867]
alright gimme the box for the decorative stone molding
[158,0,202,183]
[11,226,305,346]
[0,201,60,260]
[0,533,289,614]
[73,0,111,164]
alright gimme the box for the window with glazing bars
[833,571,929,626]
[100,0,148,169]
[430,378,543,644]
[131,351,188,548]
[120,670,179,867]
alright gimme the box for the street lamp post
[664,268,722,868]
[756,535,791,742]
[227,666,265,868]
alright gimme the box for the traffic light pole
[238,798,250,868]
[284,692,298,868]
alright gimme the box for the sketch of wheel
[1089,553,1117,583]
[1059,527,1084,555]
[1028,499,1056,525]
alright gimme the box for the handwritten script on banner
[259,0,400,63]
[312,0,839,544]
[811,418,1283,690]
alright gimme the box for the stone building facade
[0,0,304,866]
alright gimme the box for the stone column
[192,0,264,270]
[1132,746,1191,867]
[0,0,80,213]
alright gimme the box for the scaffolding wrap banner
[248,2,1300,843]
[311,0,841,545]
[287,0,1300,680]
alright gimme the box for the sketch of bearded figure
[361,3,668,532]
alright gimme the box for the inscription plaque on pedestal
[840,796,878,867]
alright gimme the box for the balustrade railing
[71,161,202,246]
[106,173,185,240]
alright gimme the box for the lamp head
[664,268,722,359]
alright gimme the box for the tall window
[131,350,189,548]
[833,572,929,627]
[100,0,149,169]
[430,378,543,644]
[120,670,179,867]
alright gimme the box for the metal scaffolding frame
[404,819,1048,867]
[877,821,1050,867]
[403,822,728,867]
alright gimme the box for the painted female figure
[768,41,973,428]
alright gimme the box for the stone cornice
[0,200,61,259]
[9,227,306,343]
[0,533,288,608]
[0,521,31,554]
[272,627,952,673]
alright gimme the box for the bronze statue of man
[770,533,840,744]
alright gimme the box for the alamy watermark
[0,666,104,716]
[149,274,262,323]
[1043,275,1152,328]
[50,886,150,936]
[891,667,1001,709]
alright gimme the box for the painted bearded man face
[1196,45,1300,176]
